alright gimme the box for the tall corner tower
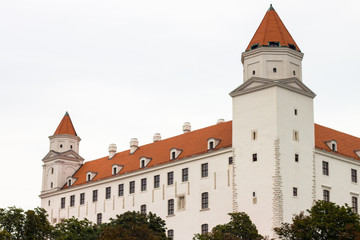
[40,112,84,195]
[230,5,316,238]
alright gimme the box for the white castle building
[40,5,360,239]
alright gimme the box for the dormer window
[86,172,96,182]
[325,140,337,152]
[355,150,360,158]
[251,43,259,50]
[207,138,221,150]
[112,164,123,175]
[288,43,296,50]
[66,177,77,187]
[170,148,182,160]
[140,157,151,168]
[268,41,280,47]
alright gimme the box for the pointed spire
[246,5,300,52]
[54,112,77,136]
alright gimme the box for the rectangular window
[61,197,65,209]
[168,199,174,215]
[118,184,124,196]
[182,168,188,182]
[105,187,111,199]
[201,192,209,209]
[201,224,208,234]
[352,196,358,213]
[322,161,329,176]
[93,190,98,202]
[70,195,75,207]
[140,204,146,214]
[352,169,357,183]
[295,154,299,162]
[167,229,174,240]
[97,213,102,224]
[293,187,298,197]
[228,157,233,165]
[323,189,330,202]
[167,172,174,185]
[252,153,257,162]
[201,163,208,178]
[154,175,160,188]
[130,181,135,194]
[141,178,147,191]
[80,193,85,205]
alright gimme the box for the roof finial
[65,111,69,116]
[269,4,275,11]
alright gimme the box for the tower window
[251,130,257,140]
[268,41,280,47]
[70,145,73,149]
[252,153,257,162]
[252,70,255,75]
[60,144,63,148]
[288,44,296,50]
[295,154,299,162]
[251,43,259,50]
[294,109,298,115]
[293,187,298,197]
[228,157,233,165]
[50,182,53,188]
[293,70,296,76]
[273,68,277,73]
[293,130,299,141]
[51,168,54,174]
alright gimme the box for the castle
[40,5,360,239]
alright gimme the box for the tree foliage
[274,200,360,240]
[193,212,263,240]
[99,211,169,240]
[53,217,101,240]
[0,207,53,240]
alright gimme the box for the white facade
[39,7,360,240]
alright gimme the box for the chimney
[130,138,138,154]
[183,122,191,133]
[108,143,117,159]
[217,118,225,124]
[153,133,161,142]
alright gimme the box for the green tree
[0,206,53,240]
[274,200,360,240]
[193,212,263,240]
[99,211,169,240]
[53,217,100,240]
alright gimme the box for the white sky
[1,0,360,210]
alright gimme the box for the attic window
[68,179,71,186]
[70,145,73,149]
[268,42,280,47]
[207,138,220,150]
[355,150,360,158]
[273,68,277,73]
[112,164,123,175]
[87,174,91,181]
[251,43,259,50]
[60,144,63,148]
[140,157,151,168]
[288,44,296,50]
[86,172,96,182]
[170,148,182,160]
[325,140,337,152]
[252,70,255,75]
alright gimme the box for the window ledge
[201,177,209,180]
[166,214,175,218]
[200,208,210,212]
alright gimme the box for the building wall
[41,148,233,240]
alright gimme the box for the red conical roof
[54,112,77,136]
[246,5,300,52]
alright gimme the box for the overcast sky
[1,0,360,210]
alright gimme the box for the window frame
[141,178,147,191]
[182,168,188,182]
[201,192,209,209]
[201,224,209,234]
[129,181,135,194]
[201,163,208,178]
[105,187,111,199]
[140,204,147,214]
[61,197,65,209]
[352,196,358,213]
[118,184,124,196]
[70,195,75,207]
[352,169,357,183]
[323,189,330,202]
[168,199,174,215]
[167,172,174,185]
[92,190,98,202]
[322,161,329,176]
[154,175,160,188]
[97,213,102,224]
[167,229,174,239]
[80,193,85,205]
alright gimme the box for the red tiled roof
[67,121,232,187]
[54,112,77,136]
[65,122,360,189]
[315,124,360,160]
[246,5,300,52]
